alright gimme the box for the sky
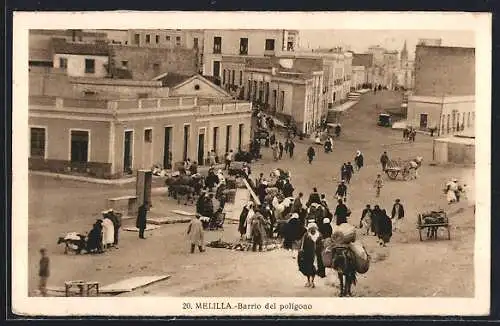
[299,30,475,59]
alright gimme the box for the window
[155,35,160,43]
[121,60,128,68]
[193,38,199,48]
[153,63,160,73]
[145,34,151,43]
[84,59,95,74]
[239,38,248,55]
[231,70,235,86]
[59,57,68,69]
[144,129,153,143]
[222,69,226,85]
[176,36,181,46]
[134,34,140,44]
[239,71,243,85]
[213,37,222,54]
[30,127,45,158]
[265,39,275,51]
[70,130,89,163]
[166,35,171,41]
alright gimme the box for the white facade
[352,66,366,89]
[203,29,298,77]
[406,95,475,134]
[53,53,109,78]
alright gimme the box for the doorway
[70,130,89,163]
[198,129,205,165]
[163,127,172,169]
[213,61,220,78]
[238,123,244,151]
[124,130,133,173]
[183,125,190,161]
[143,128,153,168]
[419,113,428,129]
[213,127,219,155]
[225,125,232,153]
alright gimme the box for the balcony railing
[30,95,252,115]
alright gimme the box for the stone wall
[110,45,198,80]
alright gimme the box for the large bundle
[420,210,446,224]
[349,240,370,274]
[226,177,237,189]
[331,223,357,244]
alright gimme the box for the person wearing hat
[187,214,205,253]
[297,222,326,288]
[391,199,405,232]
[335,181,348,203]
[307,188,322,207]
[354,150,364,171]
[334,199,350,226]
[445,178,459,204]
[38,248,50,296]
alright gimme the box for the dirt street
[28,91,475,297]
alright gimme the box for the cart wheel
[386,170,399,180]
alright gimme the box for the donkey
[331,246,358,297]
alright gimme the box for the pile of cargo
[206,238,281,252]
[420,210,446,224]
[322,223,370,274]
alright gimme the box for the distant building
[242,56,324,134]
[396,41,415,90]
[367,45,386,66]
[202,29,299,82]
[28,73,252,178]
[29,29,108,67]
[407,45,475,134]
[52,38,110,78]
[382,50,399,90]
[352,66,366,90]
[418,38,442,46]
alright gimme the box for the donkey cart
[385,159,412,180]
[417,210,450,241]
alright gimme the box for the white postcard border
[12,11,491,316]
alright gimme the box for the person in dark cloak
[306,187,322,207]
[307,146,316,164]
[360,204,373,234]
[196,191,206,215]
[205,171,219,191]
[376,209,393,247]
[345,162,354,183]
[289,140,295,158]
[334,199,350,226]
[318,217,333,238]
[371,205,383,236]
[354,150,364,171]
[297,223,326,288]
[282,213,306,250]
[136,202,149,239]
[86,220,104,253]
[278,141,284,159]
[282,179,295,198]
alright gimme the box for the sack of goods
[321,238,334,268]
[331,223,357,244]
[349,240,370,274]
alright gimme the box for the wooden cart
[417,211,450,241]
[385,159,412,180]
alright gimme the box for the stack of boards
[322,223,370,274]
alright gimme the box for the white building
[52,38,109,78]
[352,66,366,90]
[202,29,299,81]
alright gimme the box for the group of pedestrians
[359,199,405,246]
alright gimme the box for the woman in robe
[297,223,326,288]
[238,202,251,239]
[245,203,256,240]
[282,213,306,252]
[101,215,115,249]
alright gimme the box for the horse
[271,196,294,220]
[330,246,358,297]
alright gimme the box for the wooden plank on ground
[123,224,161,232]
[242,178,260,205]
[99,275,171,294]
[171,209,195,216]
[148,217,191,225]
